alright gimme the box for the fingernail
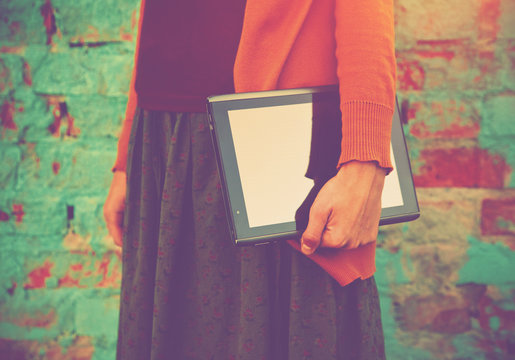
[301,242,312,254]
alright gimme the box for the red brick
[58,263,87,288]
[12,203,25,223]
[413,147,509,188]
[397,294,470,334]
[0,336,94,360]
[47,100,80,138]
[1,99,17,131]
[7,281,16,295]
[481,198,515,235]
[415,50,455,62]
[0,309,57,329]
[22,60,32,86]
[394,1,480,45]
[40,0,58,46]
[397,59,425,91]
[52,161,60,175]
[0,210,9,222]
[23,260,53,289]
[95,253,122,288]
[0,59,13,93]
[431,308,471,334]
[478,0,501,44]
[477,293,515,332]
[56,253,121,289]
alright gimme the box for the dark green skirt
[116,109,386,360]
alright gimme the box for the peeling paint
[47,101,80,138]
[397,59,425,91]
[23,261,54,290]
[12,203,25,223]
[0,58,13,93]
[22,59,32,86]
[40,0,58,46]
[0,99,18,131]
[52,161,60,175]
[0,210,9,222]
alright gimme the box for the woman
[104,0,396,358]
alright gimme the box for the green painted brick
[0,89,56,145]
[15,94,56,144]
[75,295,119,339]
[31,49,133,96]
[489,316,500,331]
[91,345,117,360]
[375,248,411,290]
[481,95,515,137]
[32,50,100,95]
[66,141,117,191]
[499,1,515,39]
[378,294,435,360]
[452,334,488,360]
[66,95,127,138]
[16,139,116,194]
[0,192,16,235]
[477,94,515,188]
[52,0,139,42]
[0,0,47,47]
[0,144,21,189]
[0,235,65,261]
[458,236,515,285]
[5,195,67,236]
[0,245,25,297]
[72,195,108,239]
[16,140,73,192]
[95,53,133,96]
[0,288,84,341]
[476,138,515,187]
[0,54,23,96]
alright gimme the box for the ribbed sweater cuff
[338,101,393,173]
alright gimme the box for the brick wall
[1,0,138,358]
[378,0,515,358]
[0,0,514,359]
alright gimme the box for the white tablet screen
[228,104,314,228]
[228,104,404,228]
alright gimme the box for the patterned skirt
[116,109,386,360]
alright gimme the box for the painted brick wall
[0,0,514,359]
[1,0,138,358]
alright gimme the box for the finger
[105,210,124,247]
[112,226,123,247]
[300,202,330,255]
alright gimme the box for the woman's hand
[103,171,127,247]
[300,161,386,255]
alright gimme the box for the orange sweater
[114,0,396,286]
[233,0,396,286]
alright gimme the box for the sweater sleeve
[334,0,396,172]
[112,0,145,173]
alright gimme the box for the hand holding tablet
[207,85,419,246]
[300,160,386,255]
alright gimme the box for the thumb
[300,204,328,255]
[111,211,124,247]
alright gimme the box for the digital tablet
[207,85,419,246]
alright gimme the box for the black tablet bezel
[207,85,419,245]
